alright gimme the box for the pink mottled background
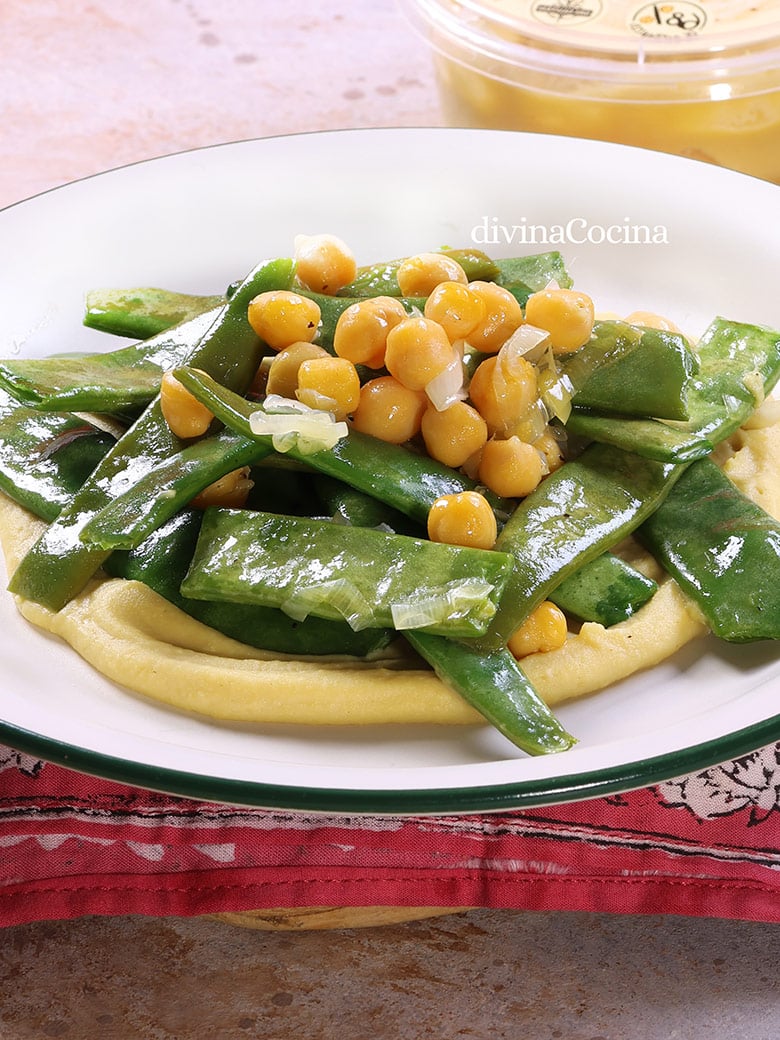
[0,0,442,209]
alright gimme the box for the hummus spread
[1,419,778,725]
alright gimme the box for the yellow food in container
[401,0,780,182]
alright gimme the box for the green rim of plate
[1,711,779,814]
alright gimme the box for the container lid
[461,1,780,54]
[406,0,780,86]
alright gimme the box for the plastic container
[401,0,780,182]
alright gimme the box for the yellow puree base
[1,422,778,726]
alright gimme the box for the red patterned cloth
[1,742,779,928]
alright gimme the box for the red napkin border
[2,742,779,928]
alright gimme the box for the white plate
[1,128,778,813]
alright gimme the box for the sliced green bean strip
[181,508,514,639]
[301,469,573,748]
[683,318,780,441]
[84,287,224,339]
[569,324,697,421]
[481,444,686,648]
[494,252,573,294]
[0,388,114,522]
[310,471,657,626]
[0,388,387,655]
[312,473,421,535]
[549,552,657,627]
[302,470,574,750]
[249,463,329,518]
[105,509,392,657]
[565,408,713,463]
[8,257,294,611]
[0,308,220,413]
[639,459,780,643]
[405,631,576,755]
[566,317,780,459]
[337,248,500,297]
[79,427,274,549]
[170,367,515,524]
[548,321,696,422]
[467,320,669,422]
[80,353,512,548]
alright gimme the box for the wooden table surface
[1,3,779,1038]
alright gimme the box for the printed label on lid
[630,3,707,37]
[530,0,603,26]
[471,0,780,47]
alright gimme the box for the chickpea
[247,290,321,350]
[265,341,329,399]
[478,436,544,499]
[333,296,408,368]
[524,288,595,354]
[294,233,357,294]
[534,426,566,475]
[396,252,468,297]
[351,376,427,444]
[624,310,686,337]
[466,281,524,354]
[423,281,486,341]
[296,356,361,421]
[160,370,214,439]
[467,351,538,437]
[507,601,568,659]
[420,400,488,469]
[384,316,455,392]
[427,491,497,550]
[191,467,254,510]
